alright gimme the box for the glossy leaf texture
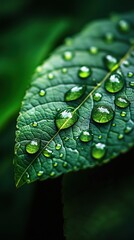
[14,12,134,187]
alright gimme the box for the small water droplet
[91,143,106,160]
[92,105,114,123]
[26,139,40,154]
[43,148,52,158]
[104,32,114,43]
[63,162,68,167]
[122,60,130,67]
[127,72,134,78]
[120,111,126,117]
[37,170,44,177]
[124,126,133,134]
[112,123,116,127]
[48,73,54,80]
[89,46,98,54]
[53,162,58,167]
[98,135,102,139]
[55,107,78,130]
[129,81,134,87]
[36,66,42,72]
[55,143,61,150]
[115,96,130,108]
[105,73,124,93]
[60,153,63,158]
[118,134,124,140]
[63,51,74,61]
[50,171,55,177]
[80,131,93,142]
[78,66,92,79]
[39,90,46,96]
[118,19,130,33]
[93,92,102,101]
[65,85,86,101]
[32,121,38,127]
[62,68,67,74]
[26,179,31,184]
[104,55,118,70]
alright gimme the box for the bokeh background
[0,0,134,239]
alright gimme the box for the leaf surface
[14,12,134,187]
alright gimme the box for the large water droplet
[39,90,46,96]
[26,139,40,154]
[78,66,92,79]
[63,51,74,61]
[89,46,98,54]
[105,73,124,93]
[127,72,134,78]
[92,105,114,123]
[55,107,78,129]
[80,131,93,142]
[93,92,102,101]
[91,143,106,159]
[55,143,61,150]
[43,148,52,158]
[65,85,86,101]
[115,96,130,108]
[104,55,118,70]
[118,19,130,33]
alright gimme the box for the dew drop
[112,123,116,127]
[118,19,130,33]
[43,148,52,158]
[50,171,55,177]
[122,60,130,67]
[124,126,133,134]
[92,105,114,123]
[98,135,102,139]
[60,153,63,158]
[48,73,54,80]
[80,131,93,142]
[115,96,130,108]
[120,111,126,117]
[63,51,74,61]
[104,32,114,43]
[26,139,40,154]
[105,73,124,93]
[55,143,61,150]
[104,55,118,70]
[37,170,44,177]
[91,143,106,160]
[65,85,86,101]
[39,90,46,96]
[89,46,98,54]
[78,66,92,79]
[32,121,38,127]
[129,81,134,87]
[53,162,58,167]
[127,72,134,78]
[62,68,67,74]
[93,92,102,102]
[63,162,68,167]
[118,134,124,140]
[55,107,78,130]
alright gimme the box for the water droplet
[118,134,124,140]
[65,85,86,101]
[26,139,40,154]
[92,105,114,123]
[112,123,116,127]
[39,90,46,96]
[53,162,58,167]
[43,148,52,158]
[115,96,130,108]
[98,135,102,139]
[80,131,93,142]
[63,162,68,167]
[60,153,63,158]
[105,73,124,93]
[37,170,44,177]
[129,81,134,87]
[122,60,130,67]
[62,68,67,74]
[104,32,114,43]
[118,19,130,33]
[55,107,78,130]
[125,126,133,133]
[48,73,54,80]
[78,66,92,79]
[91,143,106,159]
[26,179,31,184]
[32,121,38,127]
[104,55,118,70]
[55,143,61,150]
[36,66,42,72]
[93,92,102,101]
[127,72,134,78]
[50,171,55,177]
[89,46,98,54]
[120,111,126,117]
[63,51,74,61]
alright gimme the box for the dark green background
[0,0,134,239]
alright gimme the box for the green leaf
[63,150,134,240]
[14,12,134,187]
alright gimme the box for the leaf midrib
[16,44,134,187]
